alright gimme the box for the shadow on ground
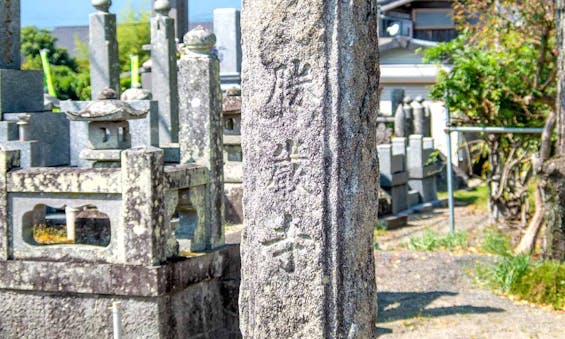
[377,291,505,323]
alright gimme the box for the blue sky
[22,0,241,28]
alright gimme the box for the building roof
[379,36,438,52]
[51,26,89,58]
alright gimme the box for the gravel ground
[376,250,564,338]
[375,205,565,339]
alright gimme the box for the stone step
[408,189,420,207]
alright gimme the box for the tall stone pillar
[213,8,242,88]
[0,0,20,69]
[153,0,189,42]
[151,0,179,145]
[89,0,120,98]
[240,1,380,338]
[178,26,225,250]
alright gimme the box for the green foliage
[424,1,556,223]
[512,261,565,310]
[407,229,468,251]
[480,228,513,256]
[21,26,90,100]
[476,255,565,310]
[438,184,489,211]
[117,4,151,90]
[21,26,78,71]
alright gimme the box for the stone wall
[0,245,241,338]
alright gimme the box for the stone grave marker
[240,1,380,337]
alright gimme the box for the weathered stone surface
[0,149,20,260]
[121,146,169,265]
[9,192,123,263]
[240,1,379,337]
[224,183,243,224]
[151,9,179,145]
[179,26,225,250]
[0,0,20,69]
[89,8,120,98]
[164,164,208,189]
[0,245,241,338]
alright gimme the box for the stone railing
[0,147,215,265]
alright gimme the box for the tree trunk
[540,0,565,260]
[516,183,544,254]
[540,157,565,260]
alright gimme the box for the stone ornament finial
[97,88,118,100]
[154,0,171,15]
[92,0,112,12]
[183,26,217,54]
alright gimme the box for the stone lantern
[65,88,148,167]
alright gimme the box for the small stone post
[394,102,406,137]
[16,114,30,141]
[65,206,79,242]
[178,26,225,250]
[240,1,379,337]
[89,0,120,98]
[403,96,414,136]
[412,95,425,136]
[391,88,405,117]
[121,146,167,265]
[0,0,20,69]
[151,0,180,145]
[213,8,242,88]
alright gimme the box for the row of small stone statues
[394,95,432,138]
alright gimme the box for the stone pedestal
[379,138,409,214]
[89,3,120,98]
[151,2,180,145]
[407,135,442,203]
[240,1,379,337]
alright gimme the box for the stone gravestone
[89,0,120,98]
[213,8,242,88]
[0,0,20,70]
[240,1,379,337]
[151,0,180,145]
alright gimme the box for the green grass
[373,221,387,250]
[476,255,565,310]
[406,229,468,251]
[480,227,512,256]
[33,224,72,245]
[438,184,489,211]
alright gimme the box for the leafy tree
[20,26,89,100]
[117,6,151,90]
[424,1,556,231]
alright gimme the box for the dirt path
[376,250,564,338]
[375,205,565,338]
